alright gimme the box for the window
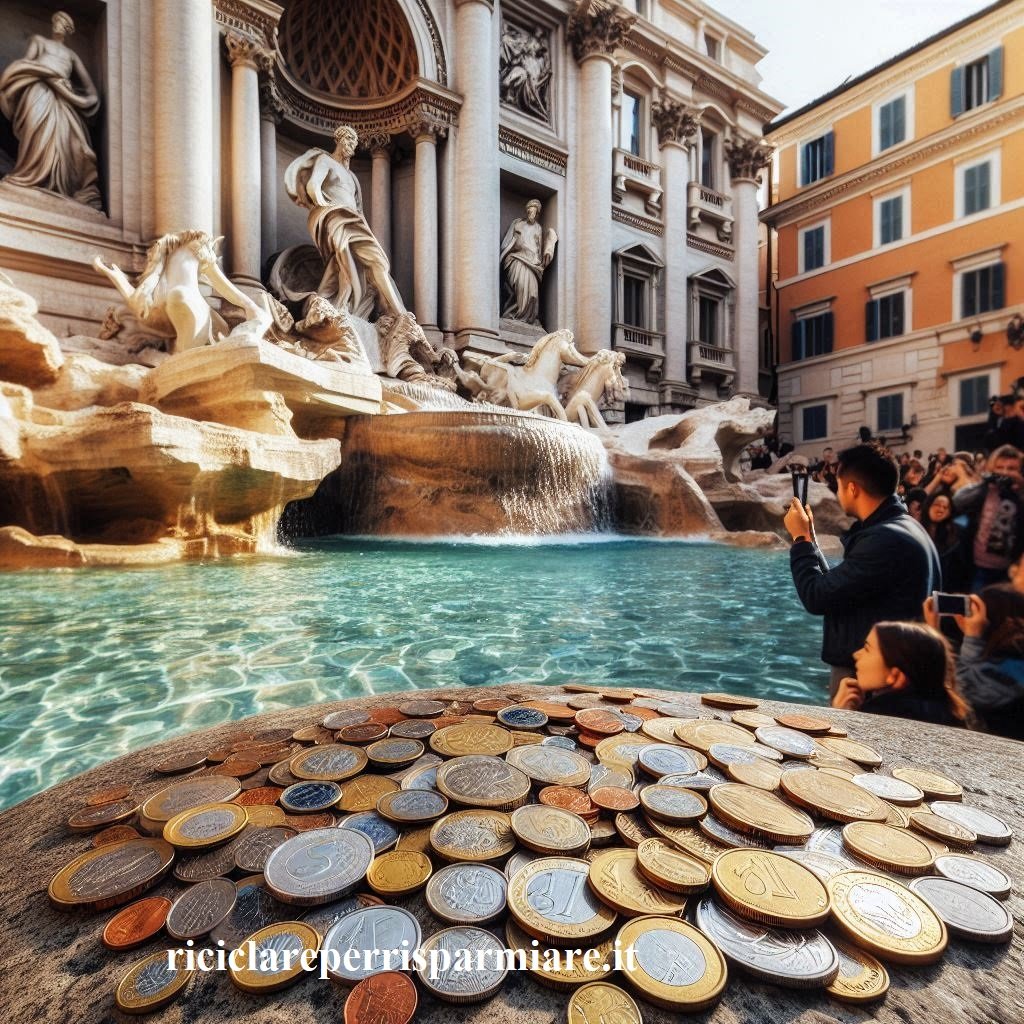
[614,244,663,346]
[621,91,642,155]
[951,47,1003,115]
[802,226,826,272]
[963,161,991,215]
[866,292,905,342]
[879,195,903,244]
[799,131,834,187]
[698,296,719,347]
[959,375,991,417]
[960,263,1005,318]
[623,274,646,327]
[802,405,828,441]
[700,130,716,188]
[704,33,720,61]
[878,96,906,151]
[877,393,905,433]
[791,312,834,360]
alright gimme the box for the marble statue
[0,11,102,210]
[499,23,551,121]
[93,230,273,353]
[284,124,405,320]
[561,349,628,429]
[500,199,557,325]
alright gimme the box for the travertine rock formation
[0,273,64,387]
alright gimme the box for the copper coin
[344,971,418,1024]
[166,878,237,940]
[240,767,273,790]
[293,725,336,744]
[86,785,133,806]
[284,812,337,831]
[243,746,299,766]
[514,700,578,722]
[93,825,142,847]
[67,799,139,832]
[576,731,604,749]
[154,750,208,773]
[207,759,261,778]
[473,698,515,713]
[399,700,447,718]
[252,728,295,744]
[390,720,437,739]
[268,761,301,787]
[323,710,371,730]
[234,786,285,806]
[367,708,408,726]
[574,709,625,736]
[590,787,640,812]
[539,786,595,816]
[102,896,172,950]
[775,713,834,735]
[338,723,389,744]
[700,693,759,709]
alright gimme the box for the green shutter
[989,46,1003,100]
[823,132,835,176]
[893,96,906,143]
[961,272,975,318]
[866,300,879,342]
[951,66,965,116]
[992,263,1005,310]
[880,103,892,150]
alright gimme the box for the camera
[932,591,970,618]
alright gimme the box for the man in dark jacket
[784,442,942,696]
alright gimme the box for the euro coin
[338,811,400,854]
[322,906,421,984]
[826,938,890,1003]
[506,745,592,788]
[841,821,934,874]
[163,802,248,850]
[430,809,515,862]
[416,926,508,1003]
[891,766,963,799]
[512,805,592,856]
[852,773,924,806]
[933,854,1012,899]
[711,849,830,928]
[115,951,194,1013]
[165,877,237,940]
[638,784,707,824]
[909,811,976,847]
[377,788,449,824]
[49,838,175,911]
[708,783,814,843]
[344,971,417,1024]
[141,776,241,825]
[431,723,514,757]
[908,876,1013,943]
[435,755,531,810]
[637,743,706,778]
[289,744,368,782]
[636,838,710,893]
[229,921,321,992]
[280,780,343,813]
[211,875,295,948]
[674,719,755,753]
[498,706,549,730]
[587,848,687,917]
[427,862,507,923]
[264,827,374,905]
[567,982,641,1024]
[780,767,889,823]
[930,801,1012,845]
[366,850,432,896]
[366,737,425,768]
[615,915,727,1010]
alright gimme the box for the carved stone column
[225,31,268,289]
[258,58,283,266]
[365,135,393,262]
[152,0,214,234]
[412,123,443,337]
[569,4,636,353]
[453,0,500,351]
[725,134,773,398]
[652,99,700,397]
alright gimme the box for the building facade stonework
[0,0,780,420]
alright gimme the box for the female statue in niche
[500,198,557,325]
[0,11,102,210]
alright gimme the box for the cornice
[687,232,734,260]
[612,207,664,236]
[213,0,281,48]
[498,125,568,176]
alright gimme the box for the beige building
[0,0,780,421]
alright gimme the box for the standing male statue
[284,124,405,320]
[500,198,557,325]
[0,10,102,209]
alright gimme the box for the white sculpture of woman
[500,198,557,325]
[0,11,102,210]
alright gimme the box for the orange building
[763,0,1024,456]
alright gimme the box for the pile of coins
[47,688,1017,1017]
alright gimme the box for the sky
[707,0,998,115]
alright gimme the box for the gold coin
[615,915,728,1010]
[587,848,687,917]
[396,825,433,856]
[729,710,777,730]
[511,805,592,856]
[780,768,889,823]
[430,724,514,757]
[366,850,433,896]
[115,950,194,1013]
[708,784,813,843]
[643,821,730,865]
[436,755,532,811]
[828,870,947,964]
[700,693,759,709]
[163,802,248,850]
[289,744,368,782]
[711,849,830,928]
[841,822,935,874]
[506,745,592,788]
[338,774,400,812]
[507,919,614,989]
[429,810,515,862]
[826,938,890,1004]
[636,838,710,894]
[726,759,783,791]
[567,982,642,1024]
[640,717,691,745]
[908,811,975,847]
[674,720,757,753]
[140,777,241,824]
[245,805,286,827]
[614,811,658,847]
[228,922,321,992]
[594,734,652,770]
[891,766,963,800]
[507,856,617,946]
[817,737,882,768]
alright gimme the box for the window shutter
[992,263,1005,310]
[989,46,1003,100]
[880,103,891,150]
[800,145,808,187]
[791,320,804,361]
[951,66,965,116]
[893,97,906,143]
[978,162,991,210]
[892,198,902,241]
[880,201,892,244]
[824,312,834,352]
[866,300,879,342]
[823,132,835,176]
[961,272,975,319]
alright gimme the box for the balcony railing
[613,148,663,216]
[688,340,735,385]
[687,181,733,242]
[614,322,665,380]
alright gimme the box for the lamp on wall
[1008,313,1024,350]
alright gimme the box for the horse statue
[454,328,589,420]
[561,349,629,429]
[93,230,274,353]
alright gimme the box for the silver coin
[774,847,858,881]
[401,762,440,791]
[708,743,783,766]
[232,826,297,874]
[426,863,508,923]
[695,896,840,986]
[698,812,773,850]
[166,878,237,940]
[754,726,817,758]
[661,767,727,792]
[804,824,847,857]
[930,802,1013,845]
[210,875,293,948]
[505,850,540,880]
[435,756,531,808]
[322,905,421,983]
[656,703,701,718]
[377,789,449,823]
[322,709,370,730]
[589,765,634,792]
[417,926,508,1003]
[174,827,250,882]
[280,781,343,813]
[387,752,442,784]
[506,745,591,787]
[638,744,703,777]
[264,827,374,905]
[338,811,400,854]
[908,876,1013,942]
[852,773,924,806]
[617,713,644,732]
[640,785,707,822]
[300,892,383,939]
[632,921,709,987]
[933,854,1012,899]
[542,736,578,750]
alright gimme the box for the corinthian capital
[724,133,774,183]
[225,30,269,70]
[651,98,701,148]
[567,1,636,64]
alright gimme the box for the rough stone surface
[33,353,148,411]
[0,272,64,387]
[0,683,1020,1024]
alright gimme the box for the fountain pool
[0,537,825,810]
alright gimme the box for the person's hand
[833,677,864,710]
[922,594,939,630]
[956,594,989,638]
[784,497,811,541]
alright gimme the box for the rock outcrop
[0,272,64,387]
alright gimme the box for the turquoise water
[0,538,826,811]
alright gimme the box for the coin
[614,811,658,847]
[229,920,321,992]
[808,747,864,773]
[115,951,194,1013]
[674,719,754,753]
[594,734,651,769]
[154,749,208,774]
[344,971,418,1024]
[589,787,639,812]
[661,767,727,792]
[85,784,133,806]
[290,743,368,782]
[694,896,840,987]
[435,755,531,810]
[708,784,813,843]
[173,828,247,882]
[780,767,889,823]
[828,870,948,964]
[207,757,261,778]
[367,850,433,896]
[589,764,635,792]
[400,699,446,717]
[301,892,385,941]
[818,736,882,767]
[322,709,370,730]
[639,785,707,824]
[102,896,172,950]
[700,693,759,709]
[544,736,579,750]
[908,876,1013,943]
[339,811,400,854]
[264,827,374,905]
[636,838,710,893]
[507,745,592,788]
[932,854,1011,900]
[826,938,890,1003]
[369,707,410,726]
[615,915,727,1010]
[707,742,783,768]
[909,810,976,847]
[574,709,625,736]
[431,723,514,757]
[852,773,924,806]
[891,766,963,799]
[430,809,515,862]
[726,759,784,791]
[497,705,549,730]
[367,737,425,768]
[292,724,336,744]
[588,848,687,917]
[649,821,731,864]
[141,777,242,828]
[426,862,507,924]
[49,838,175,911]
[511,805,592,857]
[389,719,436,740]
[753,725,818,758]
[400,761,441,791]
[210,875,293,948]
[339,723,390,744]
[841,821,934,874]
[163,802,248,849]
[417,926,508,1003]
[232,826,295,873]
[541,786,596,816]
[280,780,343,813]
[506,850,540,879]
[166,877,236,940]
[775,713,833,734]
[67,799,139,832]
[377,789,449,824]
[730,710,777,729]
[567,982,641,1024]
[338,774,400,812]
[284,810,337,830]
[323,905,422,984]
[930,801,1012,845]
[712,849,830,927]
[775,847,859,882]
[637,744,706,778]
[268,761,301,787]
[234,786,285,806]
[698,812,774,850]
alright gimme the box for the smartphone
[932,592,970,617]
[790,465,809,507]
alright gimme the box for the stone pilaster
[257,54,283,265]
[410,121,446,337]
[365,134,393,262]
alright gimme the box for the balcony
[614,322,665,380]
[613,148,663,216]
[688,340,735,386]
[687,182,733,242]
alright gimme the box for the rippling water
[0,537,826,810]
